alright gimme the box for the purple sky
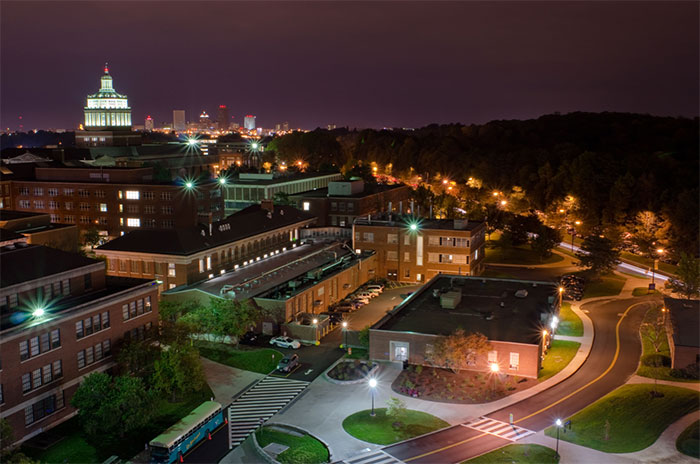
[1,1,697,131]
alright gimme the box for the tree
[151,343,206,401]
[427,329,491,372]
[665,253,700,299]
[71,373,154,443]
[1,418,12,456]
[117,338,161,378]
[641,313,667,353]
[576,235,621,277]
[358,325,370,348]
[273,191,294,206]
[158,298,199,321]
[180,298,258,342]
[386,396,408,423]
[82,227,101,249]
[530,225,562,260]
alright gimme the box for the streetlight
[312,318,319,342]
[571,220,582,252]
[558,286,564,309]
[555,418,563,458]
[342,321,348,349]
[651,248,664,290]
[489,362,499,394]
[368,378,377,416]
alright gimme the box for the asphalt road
[384,296,657,463]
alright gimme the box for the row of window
[124,322,153,342]
[17,188,178,201]
[386,234,412,245]
[22,360,62,393]
[77,339,112,369]
[19,330,61,361]
[76,312,110,339]
[427,253,469,264]
[427,236,470,248]
[25,392,64,426]
[330,201,355,212]
[121,297,153,321]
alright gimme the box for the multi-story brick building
[665,297,700,370]
[0,243,159,445]
[369,275,561,379]
[95,202,316,291]
[4,166,224,239]
[352,214,486,283]
[289,180,412,227]
[0,210,80,253]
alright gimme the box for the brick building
[0,243,159,445]
[353,214,486,283]
[0,210,80,253]
[665,297,700,370]
[289,180,412,227]
[95,203,316,291]
[3,165,224,239]
[369,275,561,379]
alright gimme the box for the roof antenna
[104,62,109,74]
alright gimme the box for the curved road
[383,296,657,463]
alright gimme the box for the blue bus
[149,401,226,463]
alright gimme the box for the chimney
[261,199,274,213]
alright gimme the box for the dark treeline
[268,112,699,255]
[1,130,76,150]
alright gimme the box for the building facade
[96,203,316,291]
[665,297,700,370]
[217,105,229,132]
[244,115,256,131]
[290,180,412,227]
[0,211,79,253]
[173,110,186,132]
[0,244,159,445]
[353,215,486,283]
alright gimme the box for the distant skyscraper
[282,121,289,131]
[244,115,256,131]
[217,105,229,131]
[275,123,281,132]
[173,110,186,131]
[84,64,131,129]
[327,124,337,130]
[144,115,154,131]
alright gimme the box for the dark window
[84,273,92,290]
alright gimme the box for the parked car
[277,353,300,373]
[354,291,376,300]
[351,296,370,305]
[365,283,384,292]
[340,299,362,309]
[240,331,259,345]
[362,288,382,297]
[334,303,355,312]
[321,312,344,324]
[269,336,301,349]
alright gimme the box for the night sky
[1,1,697,131]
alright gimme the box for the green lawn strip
[342,408,449,445]
[484,241,563,265]
[256,428,329,464]
[464,444,559,463]
[22,418,99,464]
[544,384,700,453]
[345,347,369,359]
[582,273,626,299]
[539,340,580,382]
[557,302,583,337]
[676,420,700,458]
[621,251,678,276]
[637,308,698,382]
[632,287,660,297]
[196,340,283,374]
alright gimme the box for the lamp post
[558,286,564,309]
[571,220,581,252]
[342,321,348,350]
[555,419,563,458]
[651,248,664,289]
[368,378,377,416]
[312,318,318,343]
[489,362,499,394]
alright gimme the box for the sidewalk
[200,356,265,406]
[627,374,700,392]
[264,304,595,461]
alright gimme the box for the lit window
[100,203,107,212]
[302,201,310,211]
[126,218,140,227]
[125,190,140,200]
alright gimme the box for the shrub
[415,365,423,375]
[642,354,672,367]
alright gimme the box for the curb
[252,422,334,463]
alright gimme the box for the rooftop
[229,171,341,186]
[0,210,48,221]
[1,244,102,288]
[97,204,315,256]
[373,275,559,345]
[290,182,408,199]
[665,297,700,348]
[354,213,484,232]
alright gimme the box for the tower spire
[104,62,109,74]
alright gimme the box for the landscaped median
[557,302,583,337]
[581,272,626,299]
[676,420,699,458]
[544,384,700,453]
[195,340,283,374]
[255,426,330,464]
[342,408,449,445]
[539,340,581,382]
[463,444,559,463]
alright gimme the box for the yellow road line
[403,301,647,462]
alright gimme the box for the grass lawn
[196,340,283,374]
[345,347,369,359]
[557,302,583,337]
[22,385,214,462]
[637,307,699,382]
[581,273,626,299]
[676,420,700,458]
[539,340,581,382]
[621,251,678,276]
[544,384,700,453]
[464,444,559,463]
[632,287,660,297]
[484,239,564,265]
[342,408,449,445]
[256,427,329,464]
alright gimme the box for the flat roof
[665,297,700,348]
[290,182,408,199]
[229,171,341,186]
[374,275,558,345]
[1,244,101,287]
[354,214,484,232]
[0,210,49,221]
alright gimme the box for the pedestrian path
[341,449,404,464]
[228,376,310,448]
[463,416,535,441]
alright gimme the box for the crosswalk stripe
[462,417,535,442]
[343,450,405,464]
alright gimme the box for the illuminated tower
[244,115,256,131]
[84,64,132,129]
[144,115,154,131]
[217,105,229,132]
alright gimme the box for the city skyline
[1,1,698,131]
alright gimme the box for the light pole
[571,220,581,252]
[555,419,563,458]
[651,248,664,290]
[489,362,499,394]
[312,318,319,343]
[342,321,348,350]
[558,286,564,309]
[369,378,377,416]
